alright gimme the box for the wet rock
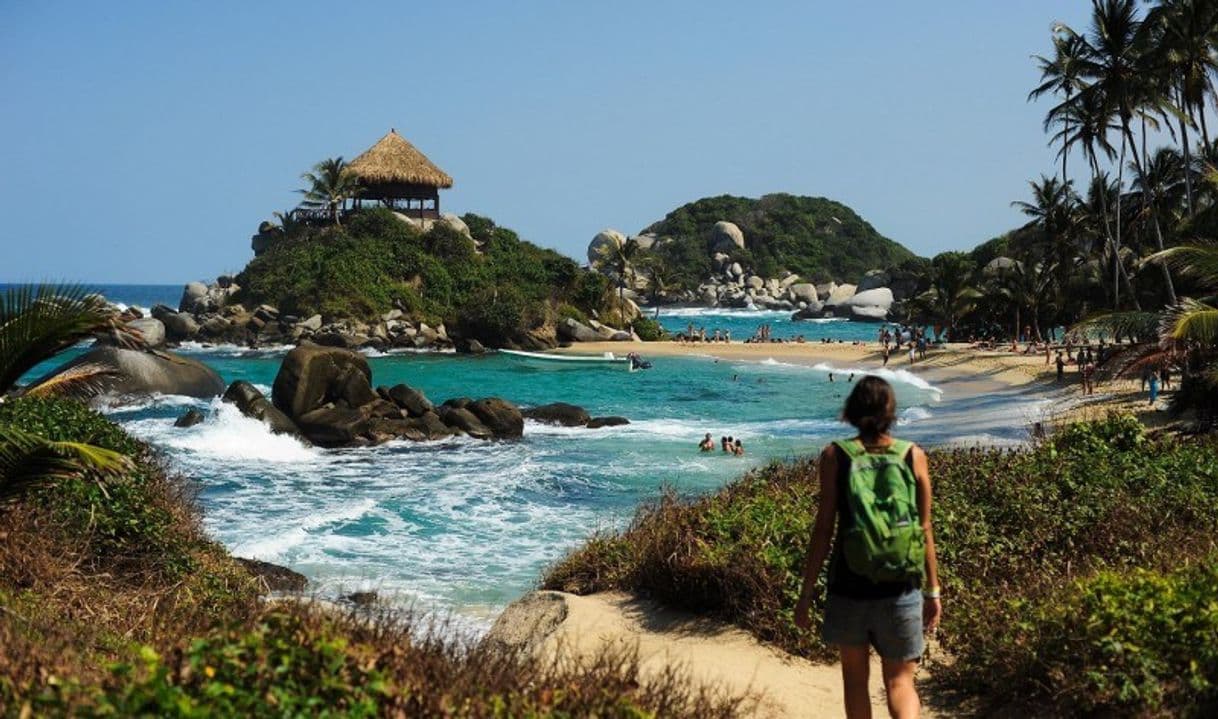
[174,408,205,428]
[295,406,370,447]
[32,346,224,401]
[272,345,373,420]
[468,398,524,439]
[383,384,433,417]
[223,380,304,438]
[344,591,378,607]
[586,416,630,429]
[523,402,590,427]
[438,405,494,440]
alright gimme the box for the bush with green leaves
[544,415,1218,714]
[236,208,612,346]
[0,397,196,577]
[631,316,667,341]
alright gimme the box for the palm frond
[0,423,131,502]
[1162,299,1218,344]
[0,284,119,395]
[21,362,117,399]
[1069,310,1162,342]
[1147,243,1218,287]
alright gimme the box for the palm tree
[914,254,982,341]
[0,284,133,498]
[298,157,361,227]
[639,254,681,304]
[1031,30,1089,184]
[598,237,643,305]
[993,258,1058,343]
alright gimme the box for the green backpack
[833,438,926,584]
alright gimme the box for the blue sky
[1,1,1104,283]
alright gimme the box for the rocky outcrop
[272,345,374,420]
[523,402,591,427]
[223,380,304,438]
[557,317,601,343]
[174,408,205,428]
[236,558,307,592]
[381,384,433,417]
[587,229,626,267]
[587,416,630,429]
[467,398,524,439]
[857,269,890,292]
[709,221,745,252]
[33,346,225,401]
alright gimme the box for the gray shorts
[821,589,924,661]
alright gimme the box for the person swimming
[733,438,744,456]
[699,433,715,452]
[723,436,734,453]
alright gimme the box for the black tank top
[826,442,920,599]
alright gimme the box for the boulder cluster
[132,277,466,352]
[586,220,917,322]
[220,344,522,447]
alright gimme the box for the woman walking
[794,377,941,718]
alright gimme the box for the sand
[491,590,949,718]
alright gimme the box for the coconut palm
[1031,30,1089,184]
[1146,0,1218,149]
[912,253,982,340]
[298,157,361,227]
[598,237,643,305]
[993,258,1058,343]
[638,254,681,304]
[0,284,133,499]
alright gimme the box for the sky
[1,1,1110,283]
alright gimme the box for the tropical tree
[993,258,1059,343]
[911,252,982,340]
[0,284,133,498]
[638,254,681,304]
[1030,29,1089,184]
[597,237,643,305]
[298,157,361,227]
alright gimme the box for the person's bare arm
[794,445,839,629]
[912,445,942,631]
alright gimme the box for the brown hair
[841,376,897,439]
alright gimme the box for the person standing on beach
[1056,352,1065,382]
[1148,370,1160,406]
[794,377,941,719]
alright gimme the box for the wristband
[923,587,941,599]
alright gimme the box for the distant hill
[642,193,916,285]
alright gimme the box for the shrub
[30,604,743,718]
[544,416,1218,713]
[631,316,666,341]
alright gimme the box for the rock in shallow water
[32,346,224,401]
[236,558,307,591]
[523,402,590,427]
[587,416,630,429]
[174,408,205,428]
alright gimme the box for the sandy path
[491,591,948,718]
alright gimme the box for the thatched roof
[345,129,453,188]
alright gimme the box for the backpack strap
[886,438,913,459]
[833,439,865,460]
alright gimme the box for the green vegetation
[237,208,614,346]
[642,193,914,286]
[544,415,1218,715]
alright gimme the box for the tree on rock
[298,157,361,227]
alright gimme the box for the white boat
[499,348,629,364]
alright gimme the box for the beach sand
[493,591,951,719]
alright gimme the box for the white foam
[809,362,942,398]
[175,341,295,357]
[231,497,379,560]
[125,401,317,463]
[899,406,933,423]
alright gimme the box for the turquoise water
[653,306,885,343]
[20,286,1045,629]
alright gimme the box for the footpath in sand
[490,591,949,719]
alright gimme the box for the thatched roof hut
[346,129,452,218]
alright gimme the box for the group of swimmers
[698,433,745,456]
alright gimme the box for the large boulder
[557,318,601,343]
[236,558,307,592]
[272,345,374,419]
[126,318,166,348]
[523,402,590,427]
[32,346,224,400]
[824,283,857,307]
[438,405,494,440]
[381,384,434,417]
[222,380,304,438]
[407,411,456,440]
[843,287,894,322]
[631,233,658,251]
[587,229,626,268]
[295,406,370,447]
[857,269,891,292]
[587,416,630,429]
[468,398,524,439]
[788,283,819,304]
[745,275,765,291]
[709,221,745,253]
[791,301,826,320]
[179,282,209,313]
[152,307,199,341]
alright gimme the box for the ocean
[20,285,1046,629]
